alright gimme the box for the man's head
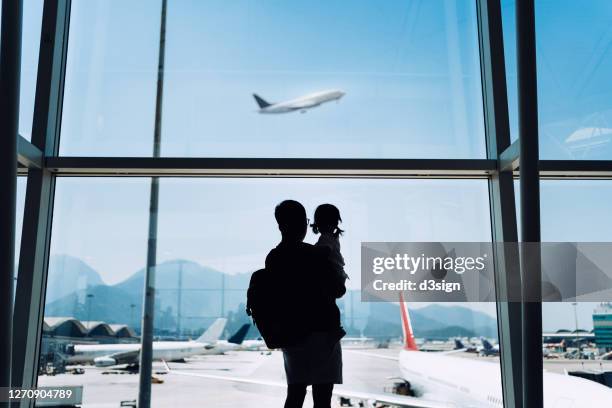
[274,200,308,242]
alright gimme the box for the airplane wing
[332,388,454,408]
[440,349,467,355]
[95,349,140,366]
[162,361,453,408]
[347,349,465,358]
[344,350,399,361]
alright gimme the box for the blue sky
[14,1,612,330]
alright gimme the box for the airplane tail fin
[399,293,418,351]
[196,318,227,344]
[482,338,493,350]
[253,93,272,109]
[454,339,465,350]
[228,324,251,345]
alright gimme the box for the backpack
[246,268,304,349]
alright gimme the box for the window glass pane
[535,1,612,159]
[14,177,27,298]
[154,178,498,406]
[502,1,612,159]
[501,0,518,143]
[539,181,612,406]
[18,0,44,141]
[40,177,502,406]
[38,178,149,400]
[59,0,161,156]
[59,1,485,158]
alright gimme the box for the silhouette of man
[264,200,346,408]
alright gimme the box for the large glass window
[539,181,612,406]
[534,1,612,159]
[502,1,612,159]
[59,0,485,159]
[501,0,518,143]
[9,0,612,406]
[38,178,148,397]
[16,177,26,267]
[38,177,501,407]
[19,0,44,141]
[14,177,27,300]
[59,0,162,156]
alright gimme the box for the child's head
[311,204,344,237]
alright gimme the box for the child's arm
[329,247,349,280]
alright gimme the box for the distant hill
[44,284,140,326]
[419,325,483,339]
[114,260,252,332]
[362,304,496,339]
[338,291,497,339]
[46,255,105,303]
[411,303,497,337]
[45,259,252,334]
[44,259,497,339]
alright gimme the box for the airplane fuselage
[69,341,211,366]
[398,349,612,407]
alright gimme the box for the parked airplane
[253,89,345,114]
[66,318,233,367]
[239,338,268,352]
[478,338,500,357]
[453,339,476,353]
[461,338,564,360]
[199,324,252,355]
[165,299,612,407]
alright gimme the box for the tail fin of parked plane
[253,94,272,109]
[196,318,227,344]
[228,324,251,345]
[454,339,465,350]
[399,293,418,351]
[481,338,493,350]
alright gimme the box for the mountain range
[44,255,498,339]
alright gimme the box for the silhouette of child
[311,204,349,282]
[311,204,348,346]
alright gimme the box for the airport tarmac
[38,349,402,407]
[38,348,612,407]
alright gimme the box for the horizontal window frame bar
[17,156,612,179]
[44,157,497,177]
[538,160,612,178]
[17,135,43,170]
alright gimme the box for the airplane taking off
[253,89,345,114]
[66,319,251,367]
[165,299,612,407]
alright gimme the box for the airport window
[500,0,518,143]
[58,0,161,156]
[8,0,612,407]
[19,0,44,141]
[502,0,612,159]
[37,178,149,398]
[37,177,503,406]
[534,1,612,160]
[58,0,486,159]
[14,177,27,301]
[538,180,612,406]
